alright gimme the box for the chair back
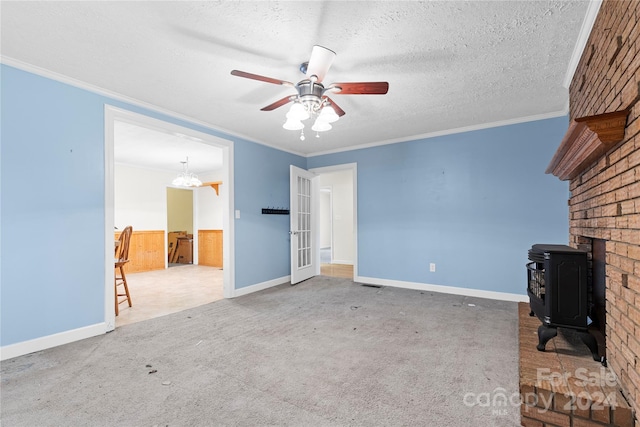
[116,226,133,263]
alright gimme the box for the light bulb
[283,118,304,130]
[311,120,332,132]
[287,102,310,121]
[318,105,339,123]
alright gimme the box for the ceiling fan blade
[328,82,389,95]
[260,96,295,111]
[231,70,293,87]
[306,45,336,82]
[324,97,346,117]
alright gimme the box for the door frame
[319,186,333,263]
[290,165,320,284]
[104,105,235,331]
[309,163,358,278]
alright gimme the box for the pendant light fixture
[172,157,202,187]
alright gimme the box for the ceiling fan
[230,45,389,137]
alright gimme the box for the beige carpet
[1,276,520,426]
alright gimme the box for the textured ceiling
[1,1,591,157]
[114,121,223,175]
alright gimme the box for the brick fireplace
[545,0,640,423]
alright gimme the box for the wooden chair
[115,226,133,315]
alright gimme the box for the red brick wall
[567,0,640,421]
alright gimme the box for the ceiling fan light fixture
[230,46,389,142]
[283,118,305,130]
[317,105,339,123]
[286,102,309,121]
[311,120,332,132]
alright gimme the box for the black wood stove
[527,244,600,361]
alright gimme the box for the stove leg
[537,325,557,351]
[578,331,600,362]
[528,304,535,317]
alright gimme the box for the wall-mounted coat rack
[262,207,289,215]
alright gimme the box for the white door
[290,165,319,284]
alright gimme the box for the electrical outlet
[235,210,241,219]
[429,263,436,272]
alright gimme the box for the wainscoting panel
[115,230,165,273]
[198,229,223,268]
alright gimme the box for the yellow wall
[167,188,193,234]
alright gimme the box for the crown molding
[307,109,568,158]
[0,56,307,158]
[562,0,603,89]
[1,56,572,161]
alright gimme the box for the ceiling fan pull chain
[300,129,306,141]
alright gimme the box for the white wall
[115,164,221,232]
[196,170,224,229]
[318,170,354,265]
[114,164,174,231]
[319,190,331,248]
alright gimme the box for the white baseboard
[355,276,528,302]
[0,322,107,361]
[231,275,291,298]
[330,260,354,265]
[0,276,524,360]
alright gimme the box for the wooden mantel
[546,109,629,181]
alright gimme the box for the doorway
[167,187,194,267]
[105,106,234,331]
[311,164,357,280]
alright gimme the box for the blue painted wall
[2,65,107,345]
[234,141,305,287]
[0,63,569,350]
[308,118,570,295]
[0,64,304,346]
